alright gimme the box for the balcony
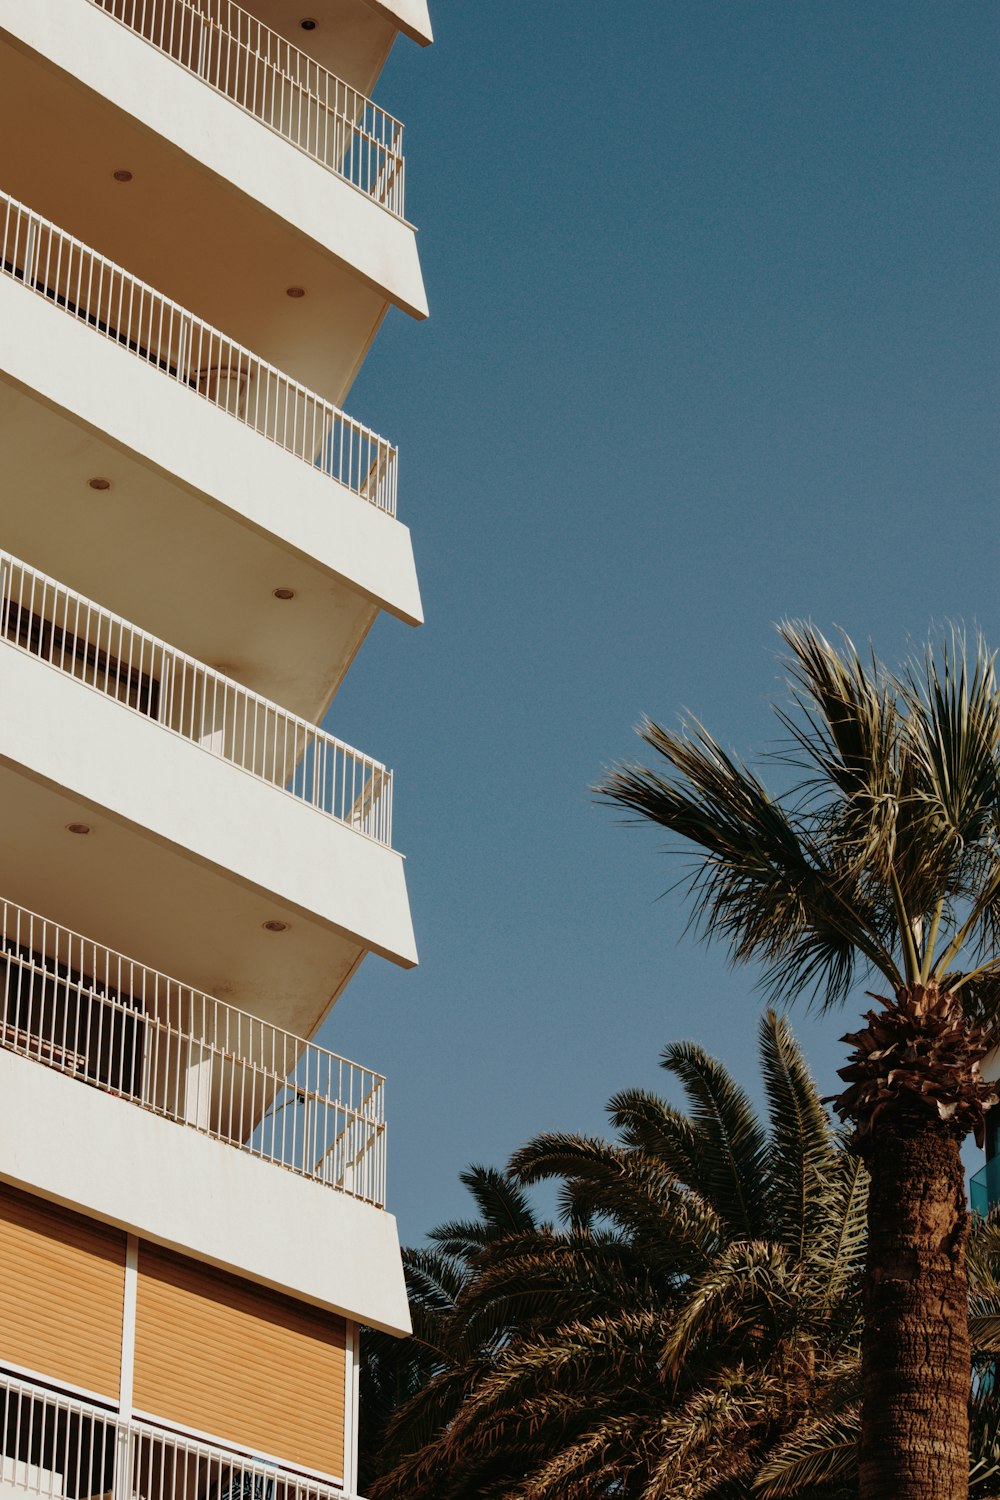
[0,200,422,722]
[0,555,416,1030]
[0,2,428,396]
[90,0,406,219]
[0,552,393,849]
[0,1370,361,1499]
[0,895,385,1209]
[0,192,398,517]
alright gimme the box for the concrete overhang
[0,646,418,1038]
[0,275,423,721]
[0,1,428,410]
[0,1049,411,1335]
[361,0,433,47]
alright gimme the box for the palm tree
[597,624,1000,1499]
[367,1012,868,1498]
[359,1166,540,1493]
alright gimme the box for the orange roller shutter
[133,1245,346,1481]
[0,1183,125,1400]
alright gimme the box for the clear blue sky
[321,1,999,1243]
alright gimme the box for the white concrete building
[0,2,430,1494]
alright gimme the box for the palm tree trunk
[860,1116,970,1499]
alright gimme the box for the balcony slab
[0,275,422,719]
[0,2,428,409]
[0,646,417,1035]
[0,1047,410,1335]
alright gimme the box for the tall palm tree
[597,624,1000,1499]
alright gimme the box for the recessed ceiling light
[300,18,317,30]
[112,169,133,183]
[88,477,111,491]
[286,286,306,299]
[66,823,91,836]
[273,587,295,601]
[262,919,288,933]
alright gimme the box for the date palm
[359,1166,540,1494]
[597,624,1000,1499]
[367,1012,868,1498]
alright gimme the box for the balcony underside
[0,5,427,409]
[0,280,422,720]
[362,0,433,48]
[0,1048,410,1332]
[252,0,421,91]
[0,648,417,1039]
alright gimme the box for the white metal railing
[90,0,406,218]
[0,1369,352,1498]
[0,550,394,848]
[0,896,387,1208]
[0,190,398,515]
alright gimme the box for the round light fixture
[66,823,91,836]
[300,18,317,30]
[273,587,295,601]
[286,286,306,299]
[112,169,133,183]
[88,477,111,491]
[262,919,288,933]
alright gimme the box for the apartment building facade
[0,1,431,1495]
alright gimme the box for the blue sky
[321,1,999,1242]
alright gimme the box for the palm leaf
[752,1409,860,1496]
[660,1039,769,1237]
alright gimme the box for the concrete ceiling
[0,375,382,721]
[251,0,398,95]
[0,33,391,408]
[0,758,372,1041]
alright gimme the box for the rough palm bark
[860,1116,969,1498]
[833,982,996,1500]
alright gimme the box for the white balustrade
[90,0,406,217]
[0,1370,355,1498]
[0,190,399,515]
[0,896,387,1209]
[0,550,394,849]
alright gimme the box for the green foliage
[363,1013,871,1498]
[598,623,1000,1002]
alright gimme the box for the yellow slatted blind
[133,1246,346,1480]
[0,1183,125,1399]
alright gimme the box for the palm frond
[606,1087,706,1188]
[659,1039,769,1237]
[659,1240,795,1379]
[752,1408,860,1497]
[598,709,899,1005]
[757,1008,838,1264]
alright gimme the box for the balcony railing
[0,896,387,1208]
[0,1369,354,1498]
[0,550,394,849]
[0,190,399,515]
[90,0,406,218]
